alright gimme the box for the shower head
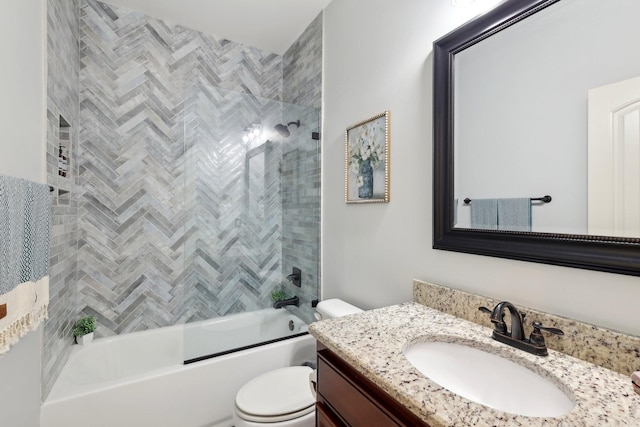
[274,124,289,137]
[274,120,301,138]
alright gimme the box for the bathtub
[41,309,315,427]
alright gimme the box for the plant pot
[76,332,94,345]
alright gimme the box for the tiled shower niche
[58,116,71,178]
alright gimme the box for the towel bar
[463,195,551,205]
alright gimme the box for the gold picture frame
[345,111,390,203]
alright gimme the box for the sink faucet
[479,301,563,356]
[490,301,524,341]
[273,296,299,309]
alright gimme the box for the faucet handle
[532,321,564,336]
[529,321,564,347]
[478,306,491,315]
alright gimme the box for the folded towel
[470,199,498,230]
[498,198,532,232]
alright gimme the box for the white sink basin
[404,341,574,417]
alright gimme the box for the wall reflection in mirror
[453,0,640,238]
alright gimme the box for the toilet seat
[235,366,315,423]
[235,403,315,423]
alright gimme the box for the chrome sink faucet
[479,301,563,356]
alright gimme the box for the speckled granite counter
[309,303,639,426]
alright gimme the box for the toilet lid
[236,366,315,417]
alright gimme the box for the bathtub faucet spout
[273,296,299,309]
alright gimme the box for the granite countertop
[309,302,639,427]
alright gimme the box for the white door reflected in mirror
[588,75,640,238]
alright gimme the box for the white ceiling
[103,0,332,55]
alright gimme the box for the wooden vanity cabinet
[316,343,429,427]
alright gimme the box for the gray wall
[0,1,46,425]
[322,0,640,337]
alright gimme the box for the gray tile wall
[78,0,191,335]
[77,0,299,336]
[182,85,286,320]
[283,12,323,109]
[43,0,81,401]
[278,110,321,324]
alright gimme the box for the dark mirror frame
[433,0,640,277]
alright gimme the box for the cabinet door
[316,401,344,427]
[317,345,428,427]
[317,357,397,426]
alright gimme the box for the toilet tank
[314,299,362,321]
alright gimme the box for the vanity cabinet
[316,343,429,427]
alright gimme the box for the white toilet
[233,299,362,427]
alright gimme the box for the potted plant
[73,315,96,345]
[271,288,287,304]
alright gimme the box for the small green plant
[73,315,96,337]
[271,288,287,303]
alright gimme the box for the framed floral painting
[345,111,390,203]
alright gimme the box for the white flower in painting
[349,118,386,188]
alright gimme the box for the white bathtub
[41,309,315,427]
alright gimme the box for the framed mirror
[433,0,640,276]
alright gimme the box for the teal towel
[470,199,498,230]
[0,175,51,295]
[498,198,531,232]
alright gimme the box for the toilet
[233,299,362,427]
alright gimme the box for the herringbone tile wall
[183,85,290,321]
[76,0,320,336]
[284,12,323,109]
[43,0,81,401]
